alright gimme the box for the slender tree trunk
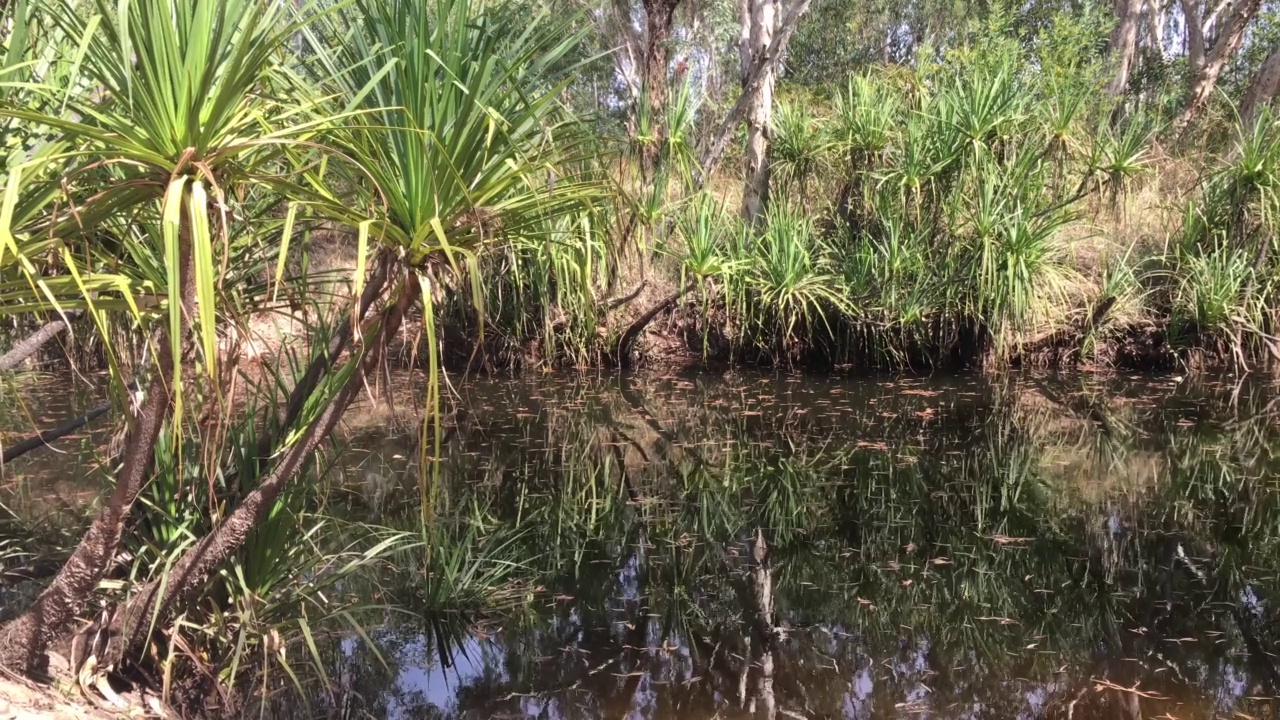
[1107,0,1144,97]
[1147,0,1165,52]
[256,253,391,472]
[1181,0,1206,74]
[740,0,777,223]
[0,315,76,372]
[741,529,776,717]
[105,269,419,665]
[1241,46,1280,129]
[694,0,812,187]
[639,0,682,173]
[1177,0,1262,129]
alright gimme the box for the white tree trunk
[1177,0,1261,129]
[1241,46,1280,128]
[1146,0,1166,53]
[695,0,812,187]
[1181,0,1206,73]
[740,0,776,223]
[1107,0,1144,97]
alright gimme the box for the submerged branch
[1,402,111,464]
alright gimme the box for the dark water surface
[7,371,1280,718]
[316,372,1280,720]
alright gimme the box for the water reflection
[12,371,1279,718]
[283,372,1280,719]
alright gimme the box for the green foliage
[770,100,829,203]
[727,205,848,361]
[665,19,1121,368]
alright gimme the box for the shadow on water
[8,371,1280,718]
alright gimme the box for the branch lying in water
[1,402,112,464]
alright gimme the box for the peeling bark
[740,0,777,222]
[1181,0,1206,73]
[1146,0,1166,52]
[695,0,812,187]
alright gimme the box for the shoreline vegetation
[0,0,1278,715]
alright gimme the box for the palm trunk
[105,268,419,665]
[740,0,777,223]
[255,253,392,471]
[0,315,76,372]
[0,199,204,676]
[0,365,169,675]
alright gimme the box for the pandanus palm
[0,0,322,673]
[291,0,595,474]
[99,0,597,665]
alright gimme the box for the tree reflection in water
[258,373,1280,719]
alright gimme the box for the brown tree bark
[1240,46,1280,129]
[639,0,683,173]
[104,268,419,665]
[740,0,777,222]
[0,198,205,676]
[1177,0,1262,129]
[1107,0,1144,97]
[0,315,76,372]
